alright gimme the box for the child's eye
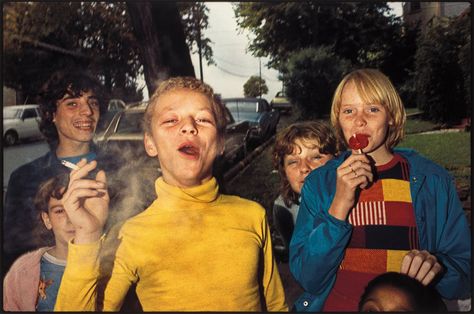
[88,100,100,108]
[312,155,322,160]
[66,102,78,107]
[286,160,297,166]
[369,106,380,113]
[196,118,212,123]
[163,119,177,124]
[341,108,353,114]
[54,208,65,214]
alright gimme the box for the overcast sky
[142,2,403,102]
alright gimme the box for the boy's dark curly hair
[37,69,108,150]
[358,272,447,312]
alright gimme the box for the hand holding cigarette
[61,158,109,244]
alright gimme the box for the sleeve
[260,212,289,311]
[100,227,139,311]
[289,177,352,296]
[54,240,103,311]
[431,174,471,299]
[55,231,137,312]
[3,264,21,311]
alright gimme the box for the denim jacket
[289,148,471,311]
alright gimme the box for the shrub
[414,8,470,124]
[280,46,351,118]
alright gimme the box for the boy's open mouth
[73,119,94,131]
[178,143,200,158]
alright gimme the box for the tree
[414,10,470,124]
[178,2,215,78]
[243,76,268,97]
[4,2,214,102]
[280,46,351,118]
[4,2,143,102]
[127,2,195,94]
[233,2,402,73]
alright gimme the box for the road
[3,140,50,192]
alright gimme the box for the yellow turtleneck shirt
[55,177,288,311]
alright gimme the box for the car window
[225,101,239,112]
[108,99,126,111]
[22,108,38,119]
[3,108,21,119]
[237,101,258,113]
[224,108,234,124]
[116,112,144,133]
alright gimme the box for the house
[402,2,470,27]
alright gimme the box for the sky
[141,2,403,102]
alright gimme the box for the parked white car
[3,104,42,145]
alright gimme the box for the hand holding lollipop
[348,133,369,154]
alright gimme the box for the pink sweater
[3,247,52,311]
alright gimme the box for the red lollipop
[348,133,369,153]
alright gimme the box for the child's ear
[41,212,53,230]
[144,132,158,157]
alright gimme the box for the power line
[215,64,253,78]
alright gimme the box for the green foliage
[4,2,142,102]
[280,46,351,118]
[414,8,471,124]
[233,2,403,72]
[178,2,215,66]
[243,75,268,97]
[4,2,213,102]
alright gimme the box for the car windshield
[226,101,258,113]
[116,112,144,133]
[3,108,21,119]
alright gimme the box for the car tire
[4,130,18,146]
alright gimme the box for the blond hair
[144,77,227,141]
[330,69,406,150]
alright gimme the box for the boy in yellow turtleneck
[54,77,288,311]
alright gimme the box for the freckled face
[283,138,333,194]
[144,89,223,188]
[41,197,75,247]
[360,286,414,312]
[338,82,393,163]
[53,91,100,145]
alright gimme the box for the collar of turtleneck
[153,176,220,210]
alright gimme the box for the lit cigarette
[61,160,80,170]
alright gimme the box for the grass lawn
[405,119,441,134]
[399,131,471,188]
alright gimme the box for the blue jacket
[289,148,471,311]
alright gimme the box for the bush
[280,46,351,118]
[414,9,470,124]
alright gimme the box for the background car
[222,97,280,145]
[270,91,292,114]
[3,104,42,145]
[95,103,254,176]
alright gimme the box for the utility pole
[259,58,262,98]
[197,6,204,81]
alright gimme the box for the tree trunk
[127,1,195,95]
